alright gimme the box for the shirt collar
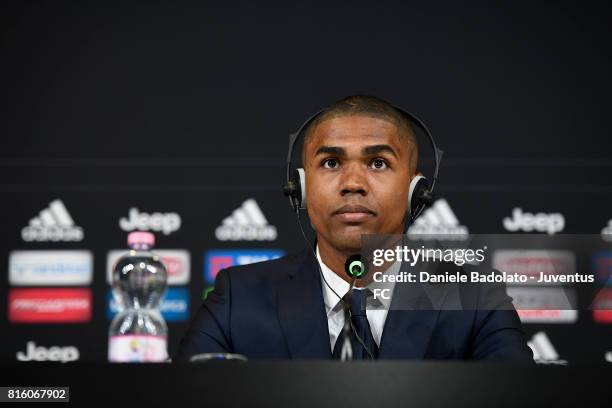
[316,245,351,314]
[316,245,398,314]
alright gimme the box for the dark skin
[303,115,418,286]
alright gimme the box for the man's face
[303,115,416,254]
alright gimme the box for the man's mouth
[332,205,376,223]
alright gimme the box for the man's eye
[370,158,388,169]
[323,158,339,169]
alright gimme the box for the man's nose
[340,163,368,196]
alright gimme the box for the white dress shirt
[316,246,399,352]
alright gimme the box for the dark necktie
[332,288,379,360]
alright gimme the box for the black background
[1,0,611,363]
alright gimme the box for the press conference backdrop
[1,1,611,364]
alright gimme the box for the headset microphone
[345,255,368,280]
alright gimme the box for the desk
[0,362,607,407]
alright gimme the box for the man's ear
[408,171,424,198]
[407,172,429,217]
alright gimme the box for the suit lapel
[276,249,452,359]
[377,260,443,359]
[277,250,331,359]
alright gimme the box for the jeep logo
[119,208,181,235]
[16,341,79,363]
[503,207,565,235]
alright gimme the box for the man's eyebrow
[362,144,398,158]
[315,146,346,157]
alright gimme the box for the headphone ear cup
[295,168,306,210]
[407,174,428,217]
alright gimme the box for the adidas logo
[527,331,567,365]
[215,199,277,241]
[21,199,83,242]
[503,207,565,235]
[407,199,468,240]
[602,219,612,242]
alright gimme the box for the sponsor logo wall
[3,193,612,364]
[2,197,293,362]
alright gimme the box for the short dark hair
[303,94,417,147]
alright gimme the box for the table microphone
[189,353,248,363]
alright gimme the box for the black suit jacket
[175,249,533,361]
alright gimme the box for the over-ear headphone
[282,105,443,225]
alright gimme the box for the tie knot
[349,288,370,317]
[333,287,379,360]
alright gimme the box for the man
[175,95,533,361]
